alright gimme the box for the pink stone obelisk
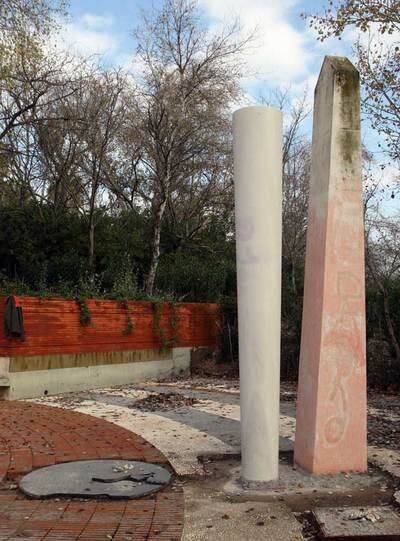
[294,56,367,474]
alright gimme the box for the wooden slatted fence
[0,296,220,357]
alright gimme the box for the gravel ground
[368,396,400,451]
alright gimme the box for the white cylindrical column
[233,106,282,482]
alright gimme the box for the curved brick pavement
[0,402,184,541]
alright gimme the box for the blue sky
[59,1,363,147]
[63,0,351,92]
[59,0,398,208]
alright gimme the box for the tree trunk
[291,259,297,295]
[146,198,167,295]
[88,176,99,274]
[88,219,95,272]
[382,287,400,364]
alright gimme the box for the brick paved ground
[0,402,184,540]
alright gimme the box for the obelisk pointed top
[315,55,359,93]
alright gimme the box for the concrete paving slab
[33,381,296,477]
[313,505,400,540]
[183,498,304,540]
[181,457,304,541]
[224,459,392,503]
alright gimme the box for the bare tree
[1,121,44,205]
[305,0,400,163]
[100,87,145,212]
[30,67,131,269]
[365,207,400,364]
[0,0,67,34]
[0,0,76,153]
[79,71,129,270]
[260,88,311,294]
[132,0,251,294]
[35,87,84,208]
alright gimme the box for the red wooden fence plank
[0,296,220,357]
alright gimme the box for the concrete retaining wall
[0,347,191,400]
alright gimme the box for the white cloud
[307,17,400,63]
[306,21,356,56]
[357,22,400,49]
[119,52,147,78]
[364,162,400,217]
[364,161,399,194]
[80,13,115,30]
[54,12,119,59]
[290,71,318,110]
[199,0,314,87]
[374,163,399,189]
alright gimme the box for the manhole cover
[19,460,171,499]
[313,506,400,539]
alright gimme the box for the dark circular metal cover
[19,459,172,499]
